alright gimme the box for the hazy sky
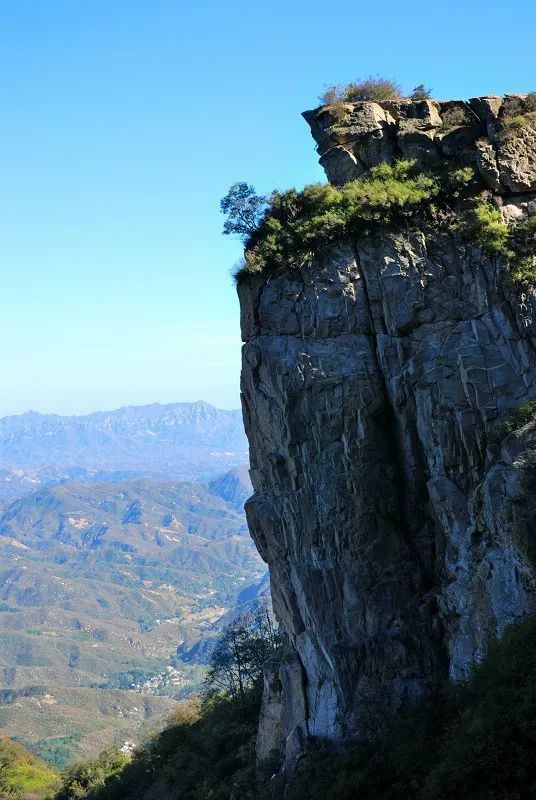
[1,0,535,416]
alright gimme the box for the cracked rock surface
[303,94,536,192]
[239,95,536,763]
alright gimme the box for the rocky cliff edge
[238,94,536,765]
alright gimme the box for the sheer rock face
[302,94,536,192]
[239,95,536,763]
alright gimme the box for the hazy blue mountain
[0,401,248,503]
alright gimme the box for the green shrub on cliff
[469,202,512,255]
[469,202,536,282]
[438,104,474,131]
[319,76,403,106]
[227,161,475,281]
[224,167,535,285]
[318,78,438,107]
[510,212,536,281]
[499,92,536,140]
[527,91,536,113]
[503,400,536,434]
[409,84,432,101]
[220,182,267,240]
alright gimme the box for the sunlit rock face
[302,94,536,192]
[239,94,536,763]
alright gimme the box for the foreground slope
[50,611,536,799]
[0,734,58,799]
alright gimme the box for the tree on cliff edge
[220,182,266,239]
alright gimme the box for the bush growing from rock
[409,84,432,101]
[319,76,403,106]
[470,202,536,282]
[470,203,511,255]
[227,161,477,281]
[499,92,536,139]
[343,76,403,102]
[503,401,536,434]
[220,183,267,240]
[526,91,536,112]
[438,104,473,131]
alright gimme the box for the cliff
[238,94,536,763]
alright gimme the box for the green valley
[0,464,262,768]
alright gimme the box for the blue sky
[1,0,535,416]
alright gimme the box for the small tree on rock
[220,183,267,240]
[410,84,432,101]
[205,601,281,718]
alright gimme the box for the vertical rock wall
[239,95,536,762]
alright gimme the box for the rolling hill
[0,468,263,766]
[0,400,260,768]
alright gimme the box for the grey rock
[255,658,283,763]
[303,94,536,198]
[240,98,536,759]
[397,118,441,167]
[303,103,398,184]
[476,138,501,191]
[319,145,363,185]
[497,125,536,193]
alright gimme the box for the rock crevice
[239,95,536,763]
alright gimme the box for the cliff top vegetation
[222,162,535,285]
[319,76,431,106]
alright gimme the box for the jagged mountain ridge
[0,402,248,503]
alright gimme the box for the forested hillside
[0,735,58,799]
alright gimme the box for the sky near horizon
[1,0,535,417]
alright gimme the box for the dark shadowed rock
[241,94,536,763]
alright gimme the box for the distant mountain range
[0,401,249,504]
[0,401,261,766]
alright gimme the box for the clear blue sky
[1,0,535,416]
